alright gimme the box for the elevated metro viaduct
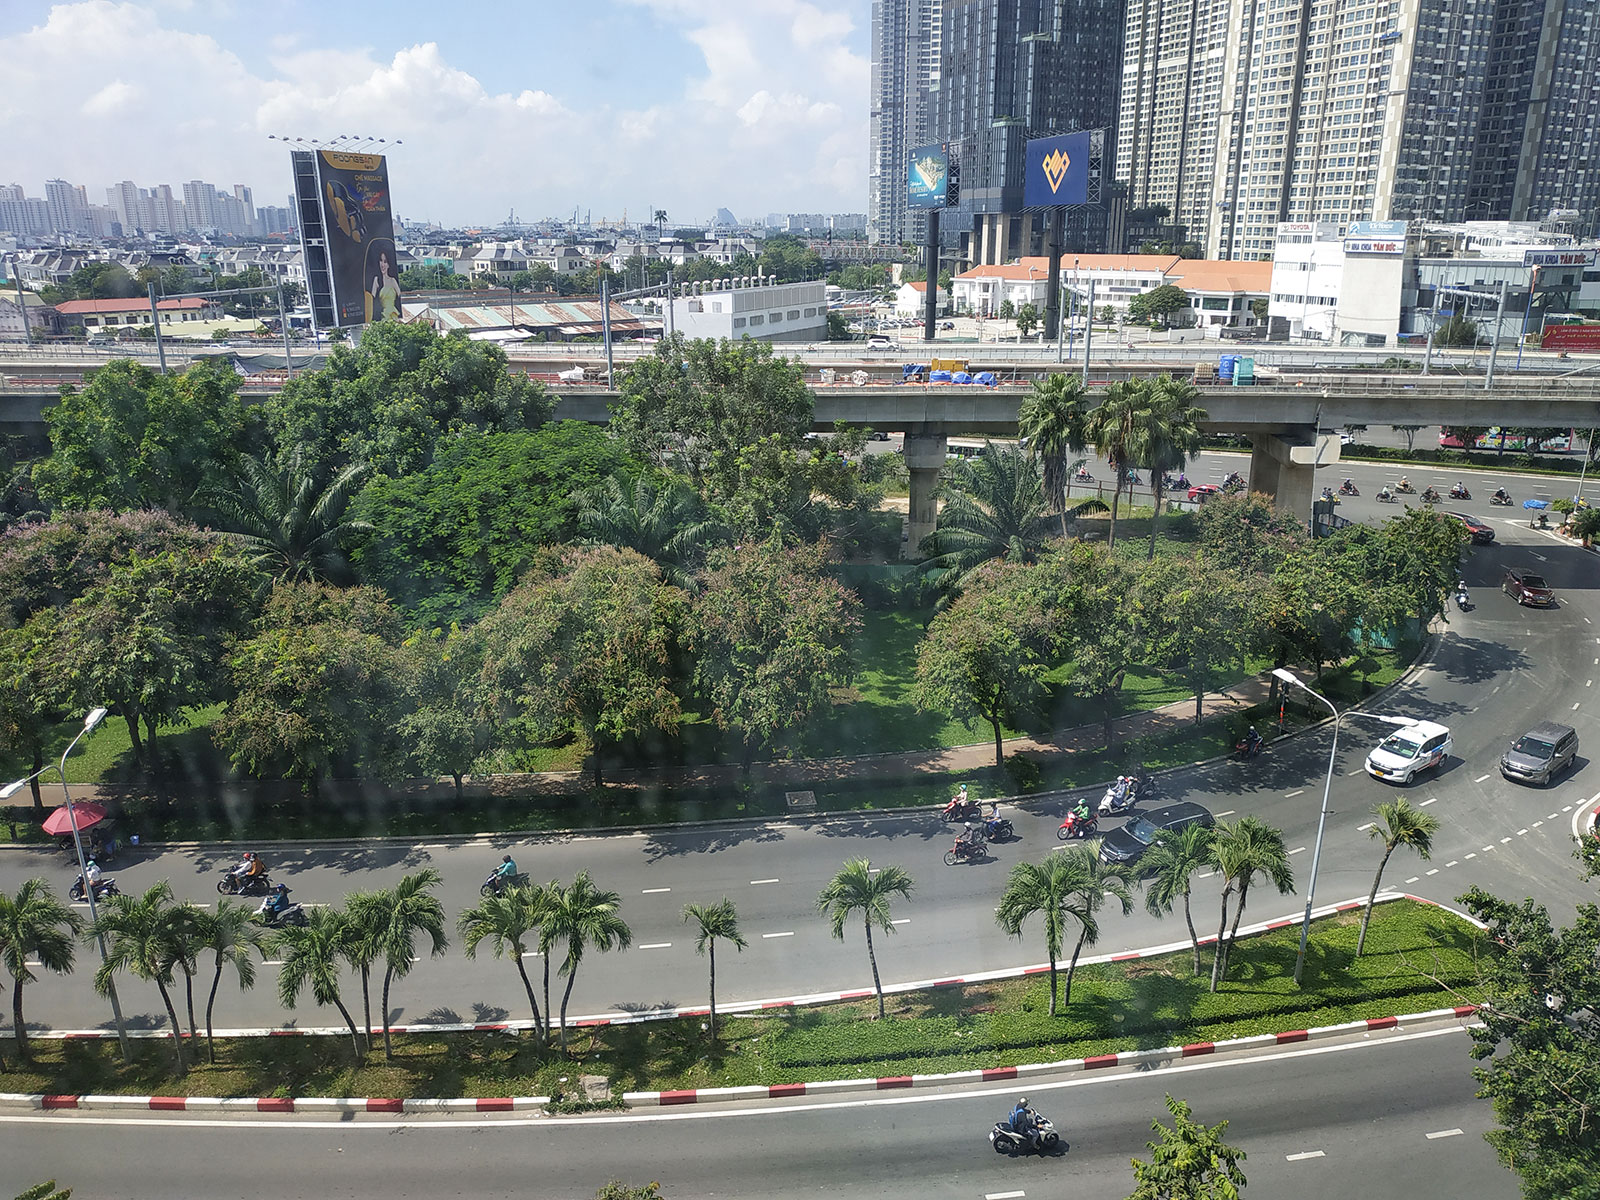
[3,370,1598,555]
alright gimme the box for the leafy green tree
[203,446,373,584]
[353,424,636,626]
[913,563,1048,767]
[825,311,851,341]
[1015,302,1039,338]
[459,884,552,1041]
[576,472,726,592]
[1127,1094,1248,1199]
[1264,538,1371,679]
[1141,823,1217,977]
[1390,424,1424,452]
[475,546,683,787]
[1459,888,1600,1198]
[688,540,859,768]
[374,869,449,1060]
[918,442,1059,595]
[266,321,552,477]
[1139,556,1257,722]
[1367,508,1465,627]
[1207,818,1294,991]
[214,583,408,789]
[1193,493,1304,576]
[1357,798,1439,955]
[1139,377,1209,558]
[1018,373,1092,537]
[194,900,264,1064]
[610,334,813,508]
[545,872,632,1050]
[0,879,82,1064]
[65,262,140,300]
[395,626,483,801]
[1128,284,1191,326]
[593,1184,663,1200]
[90,881,187,1075]
[274,905,365,1061]
[998,299,1015,321]
[35,359,252,516]
[682,898,747,1043]
[1434,315,1479,347]
[0,628,63,812]
[816,858,914,1019]
[1033,543,1146,748]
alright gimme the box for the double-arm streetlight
[1,706,130,1060]
[1271,669,1419,985]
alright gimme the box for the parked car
[1098,801,1216,867]
[866,335,894,349]
[1187,483,1222,503]
[1500,721,1578,786]
[1503,568,1556,607]
[1365,720,1453,785]
[1447,512,1496,544]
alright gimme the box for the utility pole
[275,283,294,379]
[600,277,614,386]
[1081,278,1096,384]
[147,283,167,374]
[1485,278,1508,391]
[12,256,32,347]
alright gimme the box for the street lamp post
[0,706,130,1060]
[1271,669,1417,985]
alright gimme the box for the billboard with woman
[300,150,399,326]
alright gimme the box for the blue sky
[0,1,871,226]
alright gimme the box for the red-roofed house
[894,279,951,316]
[54,296,223,330]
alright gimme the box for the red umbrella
[41,801,108,837]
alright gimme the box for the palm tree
[274,905,364,1062]
[164,903,208,1044]
[375,870,449,1061]
[1140,378,1208,558]
[546,872,632,1051]
[816,858,914,1019]
[194,901,264,1064]
[1141,823,1216,976]
[1208,817,1295,991]
[1083,379,1151,549]
[682,898,748,1043]
[918,443,1060,598]
[0,880,82,1064]
[576,473,725,591]
[1018,373,1091,537]
[458,885,551,1042]
[205,445,374,583]
[342,889,388,1052]
[1000,846,1134,1014]
[90,881,188,1074]
[1358,798,1440,955]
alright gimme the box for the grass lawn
[0,900,1481,1099]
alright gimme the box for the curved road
[1,455,1594,1035]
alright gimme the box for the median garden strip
[0,899,1483,1102]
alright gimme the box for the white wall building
[1268,222,1345,341]
[894,280,950,315]
[669,278,827,342]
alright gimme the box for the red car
[1503,568,1555,607]
[1188,484,1222,503]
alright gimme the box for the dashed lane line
[1549,813,1561,820]
[1286,1150,1327,1162]
[1289,846,1306,855]
[892,918,911,925]
[1534,821,1544,829]
[639,943,672,950]
[1465,853,1477,860]
[642,888,671,895]
[985,1191,1028,1200]
[1285,789,1305,798]
[1446,861,1458,868]
[750,879,780,886]
[1420,798,1438,807]
[1426,1129,1464,1140]
[1517,829,1529,836]
[1474,774,1490,783]
[1426,869,1439,877]
[1215,810,1236,818]
[1501,837,1513,843]
[1405,877,1419,884]
[762,931,794,939]
[1358,822,1376,832]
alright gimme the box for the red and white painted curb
[0,1094,548,1113]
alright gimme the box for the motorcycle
[481,870,531,897]
[1222,472,1245,494]
[217,869,273,896]
[1338,481,1359,496]
[1449,485,1472,500]
[940,796,984,823]
[1098,776,1138,817]
[1421,488,1441,506]
[1456,585,1471,612]
[1376,489,1397,503]
[1394,481,1416,494]
[943,838,987,866]
[1489,492,1513,506]
[1057,810,1099,840]
[1320,489,1340,506]
[255,900,308,928]
[980,815,1015,842]
[1073,468,1095,484]
[69,876,119,902]
[991,1114,1061,1156]
[1234,735,1264,760]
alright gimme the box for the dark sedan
[1504,568,1556,607]
[1097,801,1216,868]
[1446,512,1496,544]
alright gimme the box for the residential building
[233,185,256,235]
[54,296,222,330]
[868,0,941,245]
[0,185,50,237]
[670,278,828,342]
[107,181,146,234]
[44,179,87,235]
[0,291,60,338]
[893,279,951,315]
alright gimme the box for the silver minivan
[1500,722,1579,786]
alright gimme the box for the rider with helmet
[260,883,293,921]
[1009,1097,1039,1140]
[1244,725,1263,754]
[496,854,518,881]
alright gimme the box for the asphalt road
[1,1027,1513,1200]
[1,454,1595,1036]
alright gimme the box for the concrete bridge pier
[903,428,949,560]
[1246,428,1340,520]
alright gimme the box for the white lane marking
[1425,869,1439,876]
[1285,789,1305,798]
[1405,877,1419,884]
[986,1192,1027,1200]
[1198,871,1215,879]
[1474,774,1490,783]
[1517,828,1529,836]
[1567,805,1576,812]
[639,943,672,950]
[1216,810,1236,817]
[1492,685,1502,694]
[762,931,794,939]
[1548,813,1560,821]
[1358,822,1376,832]
[1577,703,1584,710]
[1427,1128,1464,1140]
[1286,1150,1326,1161]
[1289,846,1306,855]
[750,879,780,886]
[892,918,911,925]
[1465,853,1477,860]
[1420,798,1437,807]
[1532,552,1548,562]
[642,888,671,895]
[519,951,541,958]
[1533,821,1544,829]
[1446,861,1458,868]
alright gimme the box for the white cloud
[1,1,870,223]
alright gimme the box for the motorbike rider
[1398,475,1411,491]
[1243,725,1263,755]
[1008,1097,1041,1145]
[232,851,264,881]
[984,803,1004,837]
[77,858,103,895]
[260,883,293,922]
[959,820,982,848]
[1342,477,1354,491]
[1493,487,1510,503]
[1455,480,1465,495]
[495,854,519,884]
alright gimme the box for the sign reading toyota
[1023,132,1091,208]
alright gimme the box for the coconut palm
[1140,378,1209,558]
[458,884,551,1042]
[341,888,388,1052]
[816,858,914,1019]
[576,473,726,591]
[0,879,82,1064]
[1141,822,1217,977]
[89,881,187,1074]
[1358,797,1440,955]
[1083,379,1151,549]
[194,900,265,1064]
[682,898,748,1043]
[274,905,364,1062]
[205,445,373,583]
[998,846,1134,1014]
[1018,373,1092,536]
[1208,817,1295,991]
[919,443,1066,598]
[546,872,632,1051]
[375,870,449,1061]
[163,902,208,1043]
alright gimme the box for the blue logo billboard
[1024,132,1091,208]
[908,145,949,209]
